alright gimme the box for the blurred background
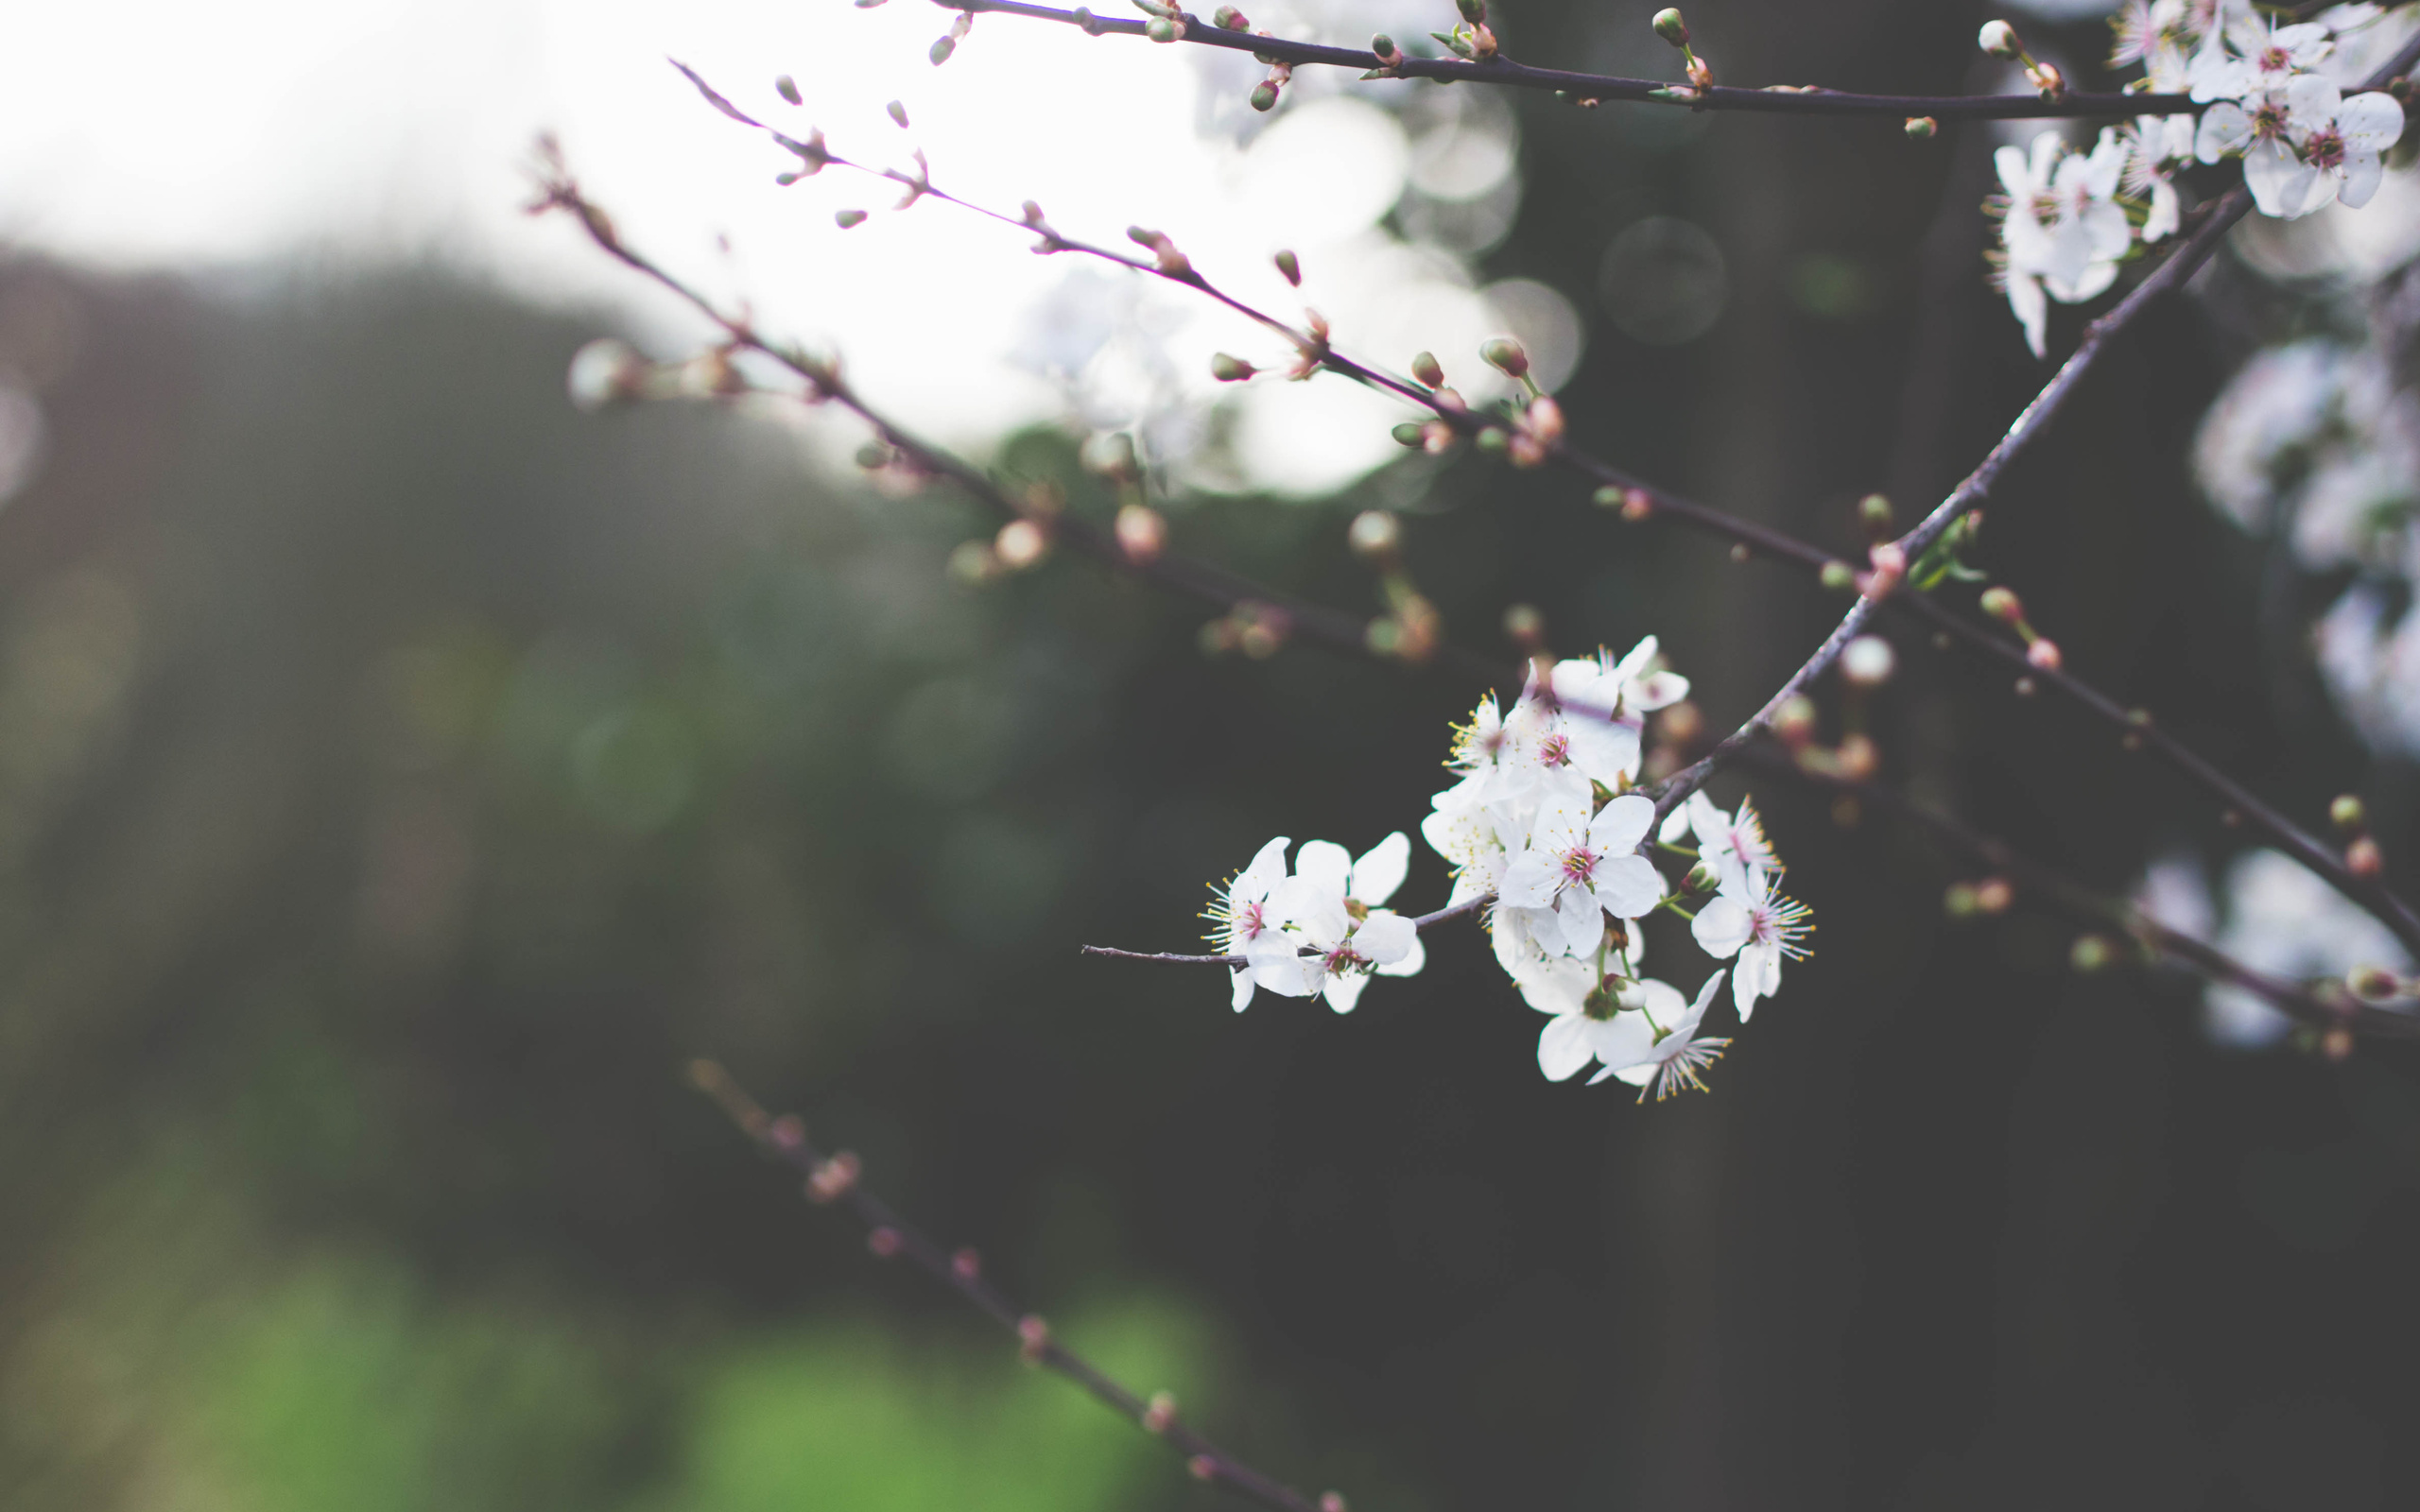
[7,1,2420,1509]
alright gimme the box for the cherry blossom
[1499,791,1664,957]
[1520,955,1638,1082]
[1206,835,1318,1010]
[1659,790,1780,881]
[1996,129,2133,358]
[1689,856,1812,1021]
[1585,971,1733,1101]
[1268,833,1425,1012]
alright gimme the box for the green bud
[1820,559,1857,593]
[2070,936,2115,973]
[1651,8,1688,46]
[929,35,956,63]
[1858,492,1893,533]
[1250,80,1279,111]
[1410,351,1444,388]
[1475,427,1510,455]
[1213,5,1248,27]
[1594,486,1622,507]
[1905,114,1937,139]
[886,99,908,129]
[1371,32,1396,59]
[856,441,891,469]
[1211,352,1256,382]
[1979,585,2022,623]
[2332,794,2369,832]
[1392,421,1428,447]
[1456,0,1485,24]
[1273,249,1301,285]
[775,75,803,105]
[835,209,869,229]
[1480,337,1529,378]
[1944,882,1979,919]
[1145,16,1180,42]
[1978,20,2021,60]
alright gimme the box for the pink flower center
[1237,901,1265,938]
[1559,847,1599,885]
[2252,101,2288,142]
[2259,44,2290,73]
[2305,128,2346,170]
[1538,732,1571,768]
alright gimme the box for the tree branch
[686,1061,1340,1512]
[946,0,2193,120]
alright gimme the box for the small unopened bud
[951,1247,982,1280]
[867,1226,902,1257]
[1945,881,1980,918]
[1731,542,1752,563]
[769,1114,806,1150]
[2030,60,2065,98]
[1321,1495,1350,1512]
[1392,421,1427,447]
[2350,965,2403,1002]
[1652,8,1689,46]
[886,99,909,128]
[567,338,648,411]
[805,1151,862,1204]
[835,208,869,229]
[1410,351,1445,388]
[776,75,803,105]
[2323,1025,2356,1062]
[1974,878,2014,915]
[1979,585,2022,624]
[1475,427,1510,455]
[1022,199,1046,226]
[1772,695,1818,747]
[1456,0,1485,24]
[994,518,1049,569]
[1213,5,1249,27]
[1905,115,1937,139]
[947,539,1000,585]
[2014,676,2037,697]
[1348,509,1402,558]
[1857,493,1894,536]
[2070,935,2115,973]
[1621,488,1653,523]
[1978,19,2022,59]
[2347,836,2384,877]
[1861,541,1906,597]
[1189,1455,1219,1483]
[2026,638,2062,672]
[1116,504,1167,562]
[1841,635,1896,687]
[930,35,956,63]
[1372,33,1402,64]
[1592,486,1621,507]
[1211,352,1257,383]
[1820,559,1857,593]
[1503,603,1546,647]
[1146,15,1181,42]
[1836,732,1879,782]
[1480,336,1530,378]
[1525,395,1564,444]
[2331,794,2368,832]
[1017,1315,1051,1363]
[1250,80,1280,111]
[1144,1391,1179,1433]
[1274,249,1301,285]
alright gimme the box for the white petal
[1377,927,1426,978]
[2241,137,2313,217]
[2337,92,2406,153]
[1658,801,1694,846]
[1692,897,1754,958]
[1236,835,1293,899]
[1231,966,1256,1011]
[1352,909,1417,966]
[1269,876,1349,946]
[1252,952,1318,998]
[1555,887,1607,957]
[1591,794,1655,855]
[2006,272,2048,360]
[1323,970,1370,1014]
[2197,101,2254,163]
[1350,831,1410,907]
[1608,636,1660,685]
[1996,143,2036,199]
[2145,180,2180,243]
[2340,148,2385,210]
[1517,956,1596,1015]
[2284,71,2341,125]
[1627,671,1689,711]
[1538,1014,1598,1081]
[1497,851,1560,910]
[1590,855,1666,920]
[1687,970,1728,1029]
[1293,840,1354,897]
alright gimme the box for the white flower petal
[2197,101,2254,162]
[1538,1013,1599,1081]
[1322,970,1370,1014]
[1293,840,1355,897]
[2337,91,2406,152]
[1591,854,1666,920]
[2007,271,2048,360]
[1236,835,1293,899]
[1350,831,1410,907]
[1378,927,1426,978]
[1352,909,1417,966]
[1692,897,1754,958]
[2340,148,2385,209]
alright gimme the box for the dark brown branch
[1082,893,1489,964]
[947,0,2193,120]
[1748,747,2420,1041]
[686,1061,1338,1512]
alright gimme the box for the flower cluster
[1987,3,2407,356]
[1208,639,1813,1101]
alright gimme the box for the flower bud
[930,35,956,63]
[1836,732,1879,781]
[566,338,648,410]
[1017,1314,1051,1363]
[1979,585,2022,624]
[1213,5,1249,27]
[1211,352,1256,382]
[1525,395,1564,444]
[1860,541,1906,598]
[1591,485,1621,507]
[886,99,909,128]
[867,1226,902,1256]
[1502,602,1545,646]
[1251,80,1280,111]
[2350,965,2403,1002]
[1146,15,1181,42]
[835,209,869,229]
[1480,336,1530,378]
[952,1246,981,1280]
[1652,8,1689,46]
[1392,421,1427,447]
[1978,20,2021,59]
[2026,638,2062,672]
[1974,878,2014,915]
[1321,1495,1350,1512]
[2323,1026,2356,1062]
[1189,1456,1219,1483]
[2031,61,2065,98]
[1348,509,1401,558]
[1944,881,1980,918]
[1372,33,1401,64]
[1456,0,1485,25]
[2331,794,2367,832]
[2347,836,2384,877]
[1772,695,1818,747]
[1841,634,1896,687]
[1858,493,1894,535]
[805,1151,861,1203]
[995,518,1049,569]
[1115,504,1167,562]
[776,75,803,105]
[2070,935,2114,973]
[1622,489,1653,523]
[1144,1391,1179,1434]
[1274,249,1301,285]
[1410,351,1445,388]
[1820,559,1857,593]
[1905,115,1937,139]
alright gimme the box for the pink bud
[951,1246,982,1280]
[2026,638,2062,672]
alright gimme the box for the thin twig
[685,1061,1337,1512]
[947,0,2193,120]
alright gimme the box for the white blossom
[1659,790,1781,881]
[1499,791,1664,958]
[1207,836,1318,1010]
[1585,971,1733,1102]
[2199,74,2406,218]
[1996,129,2134,358]
[1521,954,1639,1081]
[1690,856,1812,1021]
[1269,833,1426,1011]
